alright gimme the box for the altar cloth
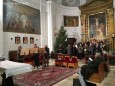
[0,60,32,77]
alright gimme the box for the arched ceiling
[52,0,80,7]
[51,0,92,7]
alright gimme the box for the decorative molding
[65,0,76,5]
[79,0,114,42]
[79,0,113,15]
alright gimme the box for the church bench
[88,62,106,83]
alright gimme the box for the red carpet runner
[13,66,77,86]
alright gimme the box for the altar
[0,60,32,85]
[0,60,32,78]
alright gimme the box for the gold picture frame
[23,37,28,44]
[15,37,20,44]
[64,16,79,27]
[30,37,34,44]
[88,12,106,40]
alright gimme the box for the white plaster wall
[59,6,82,43]
[3,0,48,59]
[52,0,62,4]
[114,0,115,8]
[51,2,82,43]
[52,14,57,50]
[51,2,59,50]
[40,0,48,48]
[113,0,115,37]
[80,0,86,5]
[0,0,3,57]
[3,32,41,59]
[40,12,48,48]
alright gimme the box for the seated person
[34,44,38,48]
[74,68,96,86]
[44,45,50,67]
[81,52,103,80]
[17,46,23,62]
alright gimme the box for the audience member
[17,46,22,56]
[83,42,89,56]
[50,51,55,59]
[58,44,64,54]
[34,44,38,48]
[17,46,23,62]
[67,44,71,56]
[44,45,50,67]
[88,42,94,55]
[32,44,39,68]
[71,44,77,56]
[74,42,78,48]
[77,43,83,60]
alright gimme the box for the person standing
[71,44,77,56]
[44,45,50,67]
[33,51,39,68]
[83,43,89,57]
[77,43,83,60]
[67,44,71,56]
[58,44,64,54]
[33,44,39,68]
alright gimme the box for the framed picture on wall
[30,37,34,44]
[64,16,79,27]
[23,37,28,44]
[3,0,41,34]
[15,37,20,44]
[89,12,106,40]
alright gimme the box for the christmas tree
[54,26,68,53]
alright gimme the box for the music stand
[19,48,29,62]
[38,48,47,69]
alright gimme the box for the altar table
[0,60,32,78]
[0,60,32,86]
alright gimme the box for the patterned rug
[13,66,77,86]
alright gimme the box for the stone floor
[53,60,115,86]
[0,59,115,86]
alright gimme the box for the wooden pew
[88,62,106,83]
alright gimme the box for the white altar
[0,60,32,78]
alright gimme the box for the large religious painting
[64,16,79,27]
[89,13,106,40]
[3,0,41,34]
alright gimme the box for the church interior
[0,0,115,86]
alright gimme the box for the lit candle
[112,33,115,37]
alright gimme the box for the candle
[112,33,115,37]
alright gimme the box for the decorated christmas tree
[54,26,68,53]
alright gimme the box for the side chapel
[79,0,114,50]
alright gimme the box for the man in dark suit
[44,45,50,67]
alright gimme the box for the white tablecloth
[0,60,32,78]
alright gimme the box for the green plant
[54,26,68,53]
